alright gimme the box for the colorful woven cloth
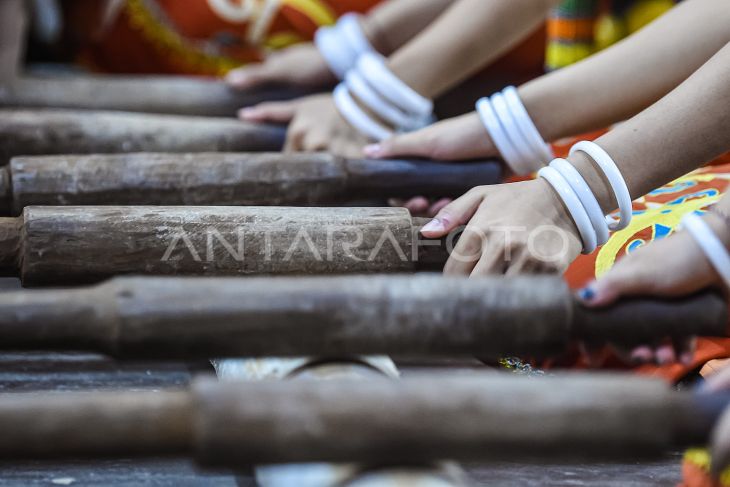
[681,448,730,487]
[69,0,382,75]
[546,0,677,70]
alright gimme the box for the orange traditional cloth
[75,0,382,75]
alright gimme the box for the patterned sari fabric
[73,0,382,75]
[546,0,677,71]
[551,131,730,382]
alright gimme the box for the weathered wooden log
[0,206,445,285]
[0,0,24,82]
[0,153,501,214]
[0,109,286,164]
[0,374,722,464]
[0,275,724,359]
[0,76,310,117]
[218,357,466,487]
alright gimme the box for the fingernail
[225,70,245,82]
[363,144,382,158]
[238,107,257,119]
[421,218,445,233]
[578,287,596,302]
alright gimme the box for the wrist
[360,16,390,55]
[566,151,619,215]
[534,177,583,242]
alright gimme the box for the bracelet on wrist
[568,141,632,231]
[333,52,435,141]
[315,13,375,80]
[476,86,553,175]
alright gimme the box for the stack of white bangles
[314,13,374,79]
[476,86,554,175]
[537,141,632,254]
[333,52,434,141]
[681,212,730,290]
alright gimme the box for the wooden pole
[0,153,502,215]
[0,374,718,464]
[0,0,25,82]
[0,76,310,117]
[0,275,723,358]
[0,109,286,164]
[217,357,467,486]
[0,206,445,285]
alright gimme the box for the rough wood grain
[0,75,310,117]
[0,206,444,285]
[219,357,466,487]
[0,374,708,465]
[0,153,502,214]
[0,275,723,359]
[0,352,687,486]
[0,109,286,164]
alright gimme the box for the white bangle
[333,83,393,141]
[315,26,356,79]
[357,52,433,119]
[569,141,632,231]
[315,14,373,80]
[345,70,417,131]
[338,14,373,58]
[476,97,529,175]
[538,166,598,254]
[550,158,610,246]
[682,213,730,291]
[502,86,554,164]
[490,92,537,172]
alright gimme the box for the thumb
[579,259,655,307]
[238,100,299,123]
[363,130,433,159]
[420,189,484,238]
[225,64,272,90]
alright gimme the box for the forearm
[362,0,453,55]
[520,0,730,142]
[387,0,558,98]
[569,42,730,214]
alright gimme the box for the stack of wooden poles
[2,6,730,484]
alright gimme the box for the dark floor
[0,351,683,486]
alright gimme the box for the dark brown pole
[0,76,311,117]
[0,374,713,464]
[0,0,25,82]
[0,153,501,214]
[0,206,445,285]
[0,275,723,358]
[0,109,286,164]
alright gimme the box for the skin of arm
[368,0,730,161]
[240,0,560,156]
[417,41,730,279]
[225,0,452,89]
[388,0,559,99]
